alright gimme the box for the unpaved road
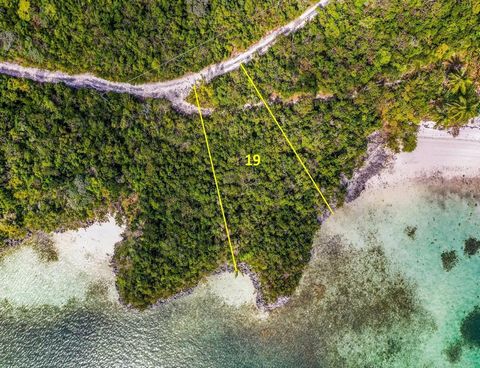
[0,0,329,115]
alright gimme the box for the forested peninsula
[1,0,480,308]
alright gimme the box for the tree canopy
[0,0,314,81]
[1,0,480,308]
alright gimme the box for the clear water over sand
[0,179,479,367]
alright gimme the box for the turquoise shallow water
[312,181,480,366]
[0,179,479,367]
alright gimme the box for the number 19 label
[245,154,261,166]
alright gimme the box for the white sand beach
[194,271,257,308]
[2,122,479,310]
[0,216,124,306]
[366,121,480,190]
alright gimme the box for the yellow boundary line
[193,85,239,273]
[240,63,334,215]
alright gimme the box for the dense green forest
[0,0,314,81]
[193,0,480,150]
[1,0,480,308]
[0,74,375,306]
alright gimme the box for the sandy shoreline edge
[2,121,480,311]
[347,120,480,200]
[148,119,480,312]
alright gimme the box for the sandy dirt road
[0,0,329,115]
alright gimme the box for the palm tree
[445,55,464,73]
[445,92,479,126]
[447,69,473,95]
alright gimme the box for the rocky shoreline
[237,262,290,311]
[119,262,291,312]
[0,127,400,313]
[9,120,478,313]
[113,120,480,313]
[345,131,394,202]
[108,131,397,313]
